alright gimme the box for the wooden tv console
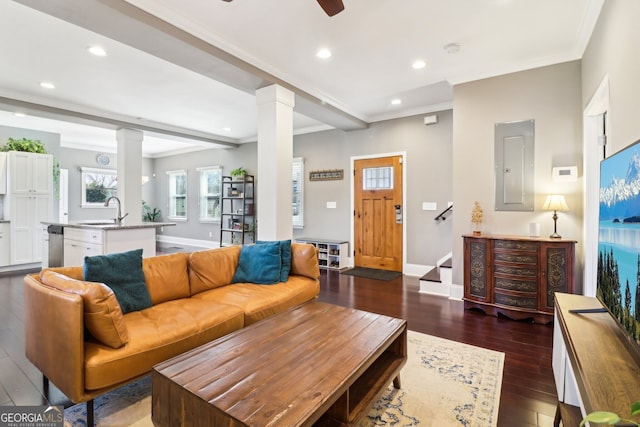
[553,293,640,426]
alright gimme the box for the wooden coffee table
[152,301,407,427]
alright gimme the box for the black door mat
[340,267,402,281]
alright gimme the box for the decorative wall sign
[309,169,344,181]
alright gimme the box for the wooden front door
[354,156,403,271]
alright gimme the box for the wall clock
[96,154,110,166]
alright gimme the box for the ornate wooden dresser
[463,234,575,324]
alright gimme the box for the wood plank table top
[152,301,407,427]
[555,293,640,418]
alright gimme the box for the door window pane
[363,166,393,190]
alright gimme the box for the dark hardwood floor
[0,267,557,426]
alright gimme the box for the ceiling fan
[221,0,345,17]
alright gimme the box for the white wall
[452,61,584,288]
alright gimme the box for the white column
[255,85,295,241]
[116,128,143,225]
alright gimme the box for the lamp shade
[542,194,569,212]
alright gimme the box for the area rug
[341,267,403,281]
[64,331,504,427]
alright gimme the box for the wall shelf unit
[295,237,348,270]
[219,175,255,246]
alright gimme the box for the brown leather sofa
[23,243,319,420]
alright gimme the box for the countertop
[42,221,176,230]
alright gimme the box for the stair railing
[434,204,453,221]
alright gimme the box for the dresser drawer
[494,277,537,293]
[494,251,538,265]
[494,240,537,252]
[494,292,537,310]
[494,264,537,278]
[65,227,104,244]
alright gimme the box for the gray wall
[152,143,257,242]
[57,148,154,222]
[151,111,453,268]
[292,111,453,267]
[452,60,584,287]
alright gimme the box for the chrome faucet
[104,196,129,225]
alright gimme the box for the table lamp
[542,195,569,238]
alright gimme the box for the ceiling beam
[14,0,369,131]
[0,95,238,148]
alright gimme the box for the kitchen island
[43,221,175,267]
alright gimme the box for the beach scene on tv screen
[598,141,640,344]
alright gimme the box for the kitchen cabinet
[9,194,50,264]
[63,226,157,267]
[3,152,53,265]
[7,151,52,195]
[463,234,575,324]
[0,153,6,194]
[0,222,9,266]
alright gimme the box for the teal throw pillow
[232,242,281,285]
[257,240,291,282]
[83,249,152,314]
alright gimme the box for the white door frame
[583,76,609,296]
[350,151,407,270]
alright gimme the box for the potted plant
[230,167,247,179]
[142,200,161,222]
[581,402,640,426]
[0,137,60,190]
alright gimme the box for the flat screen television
[598,139,640,348]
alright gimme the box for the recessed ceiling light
[412,60,427,69]
[39,82,55,89]
[13,112,26,118]
[316,48,332,59]
[443,43,461,54]
[223,127,232,132]
[391,99,402,106]
[88,46,107,57]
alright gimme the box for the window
[198,166,222,222]
[363,166,394,190]
[167,170,187,220]
[292,157,304,228]
[81,167,117,207]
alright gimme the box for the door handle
[395,204,402,224]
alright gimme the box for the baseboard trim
[404,263,434,277]
[418,281,464,300]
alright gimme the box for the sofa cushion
[40,269,129,349]
[143,252,190,304]
[84,249,152,314]
[232,242,281,285]
[189,246,242,295]
[257,240,291,282]
[290,243,321,280]
[194,275,320,325]
[83,299,245,390]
